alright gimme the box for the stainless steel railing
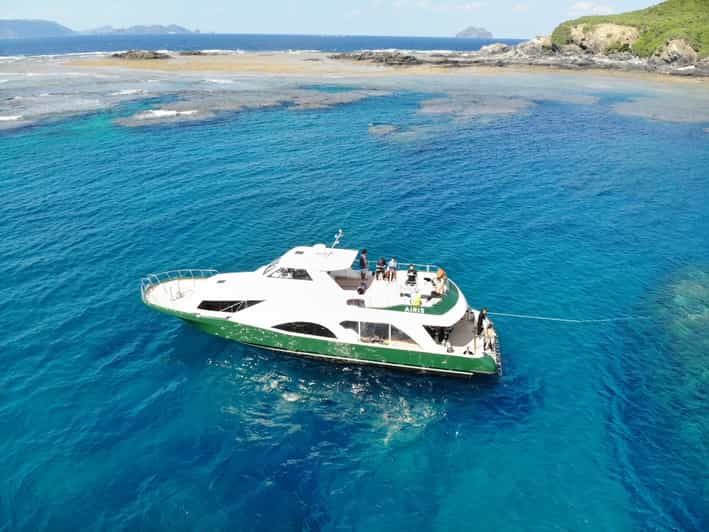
[140,269,218,303]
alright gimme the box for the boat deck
[332,269,456,312]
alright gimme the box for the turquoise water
[1,71,708,530]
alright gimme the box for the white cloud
[568,2,616,17]
[512,3,530,13]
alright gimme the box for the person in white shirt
[386,257,398,281]
[484,324,497,351]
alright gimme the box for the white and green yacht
[141,239,501,377]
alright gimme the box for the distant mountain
[84,25,193,35]
[456,26,493,39]
[0,19,75,39]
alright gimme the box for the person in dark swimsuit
[476,308,488,337]
[359,249,368,280]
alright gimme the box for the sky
[2,1,658,38]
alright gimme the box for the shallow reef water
[1,60,708,530]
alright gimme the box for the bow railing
[140,269,218,303]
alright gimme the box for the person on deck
[484,323,497,351]
[406,264,417,286]
[386,257,398,281]
[375,257,386,280]
[476,308,488,337]
[359,249,369,280]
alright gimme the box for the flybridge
[275,244,359,273]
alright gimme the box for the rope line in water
[489,312,651,324]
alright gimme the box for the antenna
[331,228,344,248]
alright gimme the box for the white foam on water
[414,49,456,54]
[364,48,406,53]
[110,89,145,96]
[199,49,242,55]
[136,109,198,119]
[204,79,234,84]
[0,115,22,121]
[282,392,301,402]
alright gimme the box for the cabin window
[197,300,262,313]
[263,259,280,276]
[340,321,359,334]
[340,321,419,347]
[360,322,390,344]
[390,325,416,345]
[274,322,336,338]
[267,267,312,281]
[424,325,450,344]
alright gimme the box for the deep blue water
[1,58,708,530]
[0,33,523,56]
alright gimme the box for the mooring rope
[489,312,651,324]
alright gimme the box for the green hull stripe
[146,302,498,375]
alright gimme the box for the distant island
[456,27,493,39]
[84,25,194,35]
[0,19,74,39]
[0,19,195,39]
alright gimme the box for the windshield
[263,259,280,276]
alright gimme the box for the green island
[552,0,709,58]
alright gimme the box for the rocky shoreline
[330,36,709,78]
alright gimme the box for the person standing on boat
[484,323,497,352]
[359,249,369,280]
[386,256,398,281]
[406,264,417,286]
[375,257,386,280]
[476,308,488,337]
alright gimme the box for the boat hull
[149,303,499,377]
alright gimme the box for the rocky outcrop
[568,23,640,54]
[329,36,709,77]
[515,36,554,56]
[479,43,511,55]
[651,39,699,66]
[329,51,422,65]
[111,50,171,60]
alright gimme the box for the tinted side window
[340,321,359,334]
[198,300,262,313]
[274,322,336,338]
[360,322,389,343]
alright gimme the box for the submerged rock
[368,123,399,136]
[111,50,171,60]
